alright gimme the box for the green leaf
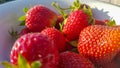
[18,54,31,68]
[31,61,42,68]
[18,15,25,26]
[19,15,25,21]
[19,21,25,26]
[23,7,29,13]
[18,7,28,26]
[107,19,116,26]
[70,0,81,11]
[82,5,94,25]
[59,18,67,31]
[0,61,17,68]
[69,40,78,47]
[59,23,63,31]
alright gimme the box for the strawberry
[40,27,66,52]
[52,0,93,41]
[94,19,107,25]
[115,52,120,61]
[58,51,95,68]
[10,33,59,68]
[25,5,57,32]
[64,42,76,52]
[62,10,91,41]
[100,60,119,68]
[19,27,31,36]
[61,1,93,41]
[94,19,116,26]
[78,25,120,66]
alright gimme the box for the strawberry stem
[70,0,81,11]
[69,0,94,25]
[51,2,67,19]
[82,4,94,25]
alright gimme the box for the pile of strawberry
[2,0,120,68]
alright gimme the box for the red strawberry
[94,19,107,25]
[52,0,93,41]
[10,33,59,68]
[58,51,95,68]
[94,19,116,26]
[100,60,119,68]
[115,52,120,61]
[40,27,66,52]
[64,42,76,51]
[19,27,31,36]
[78,25,120,66]
[25,5,57,32]
[62,10,90,41]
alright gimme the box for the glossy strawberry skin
[40,28,66,52]
[26,5,57,32]
[78,25,120,66]
[10,33,59,68]
[62,10,89,41]
[58,51,95,68]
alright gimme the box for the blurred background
[0,0,13,4]
[0,0,120,6]
[98,0,120,6]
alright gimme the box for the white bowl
[0,0,120,68]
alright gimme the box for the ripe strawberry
[64,42,76,51]
[78,25,120,66]
[10,33,59,68]
[19,27,31,36]
[94,19,116,26]
[52,0,93,41]
[58,51,95,68]
[40,27,66,52]
[100,60,119,68]
[94,19,107,25]
[62,10,90,41]
[25,5,57,32]
[115,52,120,60]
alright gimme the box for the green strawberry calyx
[51,2,68,31]
[1,54,42,68]
[51,2,68,19]
[70,0,81,11]
[9,28,19,39]
[52,0,94,31]
[70,0,94,25]
[106,19,116,26]
[19,7,29,26]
